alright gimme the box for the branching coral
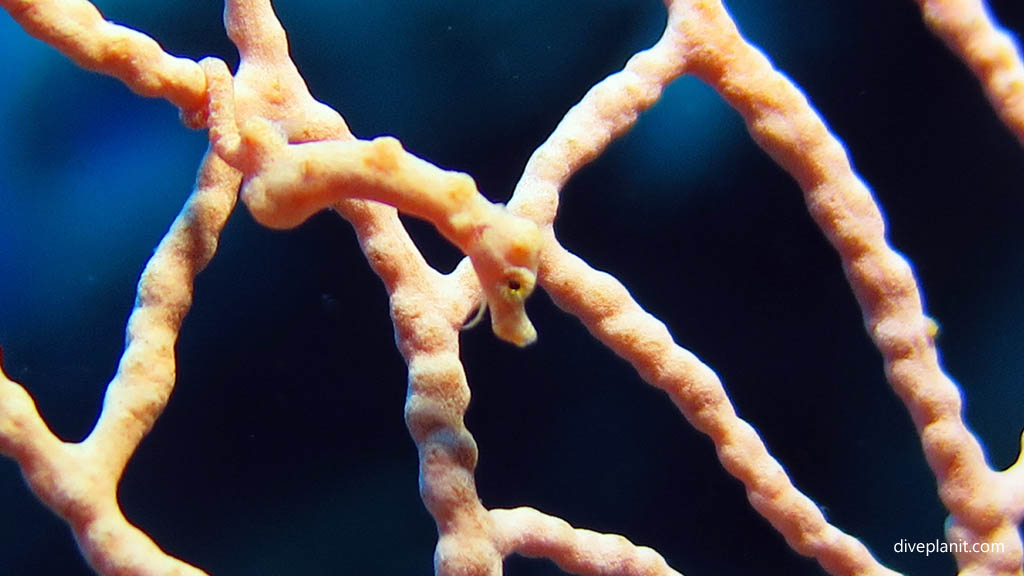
[0,1,1022,575]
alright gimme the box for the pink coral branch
[0,0,206,120]
[502,0,1024,573]
[914,0,1024,146]
[664,2,1023,572]
[491,507,682,576]
[0,147,239,575]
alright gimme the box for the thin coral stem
[0,0,206,118]
[86,150,240,476]
[915,0,1024,146]
[0,147,238,576]
[491,507,683,576]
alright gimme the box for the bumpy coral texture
[0,1,1022,575]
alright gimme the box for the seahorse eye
[499,267,535,304]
